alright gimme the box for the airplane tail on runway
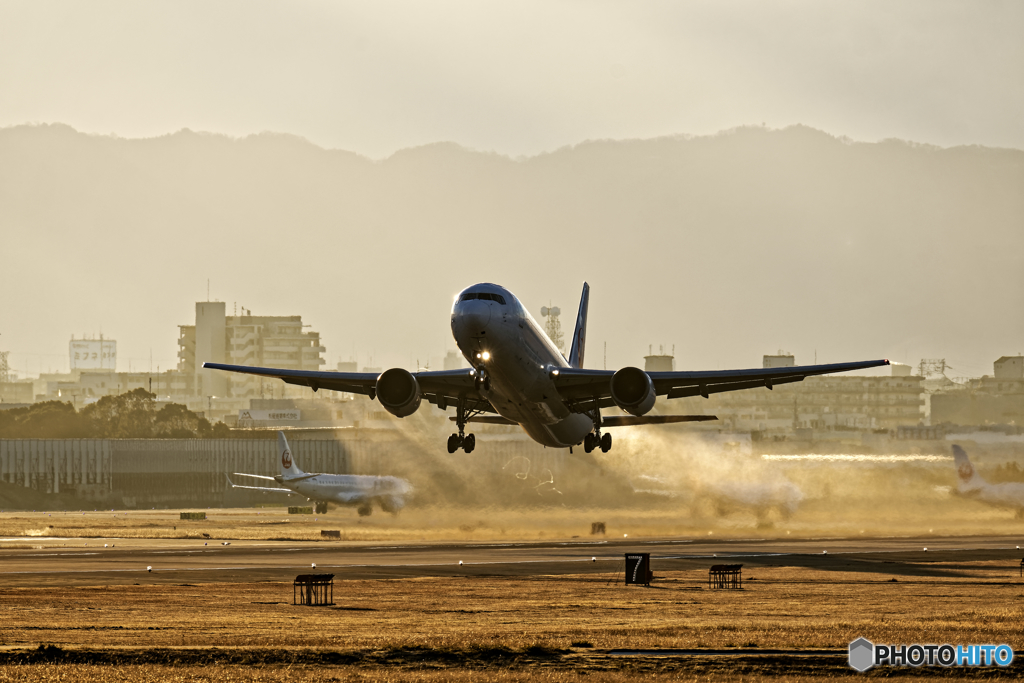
[952,444,984,490]
[568,282,589,369]
[279,431,306,479]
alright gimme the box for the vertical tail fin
[279,431,304,479]
[951,444,982,489]
[568,282,590,369]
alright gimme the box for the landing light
[481,351,491,361]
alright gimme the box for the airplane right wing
[203,363,497,413]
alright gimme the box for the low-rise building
[178,301,325,401]
[932,356,1024,426]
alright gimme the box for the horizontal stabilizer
[448,415,518,425]
[228,483,296,493]
[225,472,293,493]
[232,472,277,481]
[602,415,718,427]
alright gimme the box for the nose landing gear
[473,367,491,392]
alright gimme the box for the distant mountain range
[1,123,1021,376]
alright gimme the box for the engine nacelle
[610,366,656,416]
[376,368,422,418]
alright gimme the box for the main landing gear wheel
[448,395,482,453]
[314,501,329,514]
[447,432,476,453]
[583,428,613,454]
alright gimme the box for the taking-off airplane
[206,283,889,454]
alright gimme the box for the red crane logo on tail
[282,449,292,470]
[958,462,973,482]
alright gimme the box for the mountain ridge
[1,122,1020,377]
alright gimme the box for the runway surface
[2,534,1021,587]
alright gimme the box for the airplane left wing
[202,363,497,413]
[552,359,890,413]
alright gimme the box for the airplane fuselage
[451,283,592,448]
[958,480,1024,510]
[278,473,410,510]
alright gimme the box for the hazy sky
[2,1,1022,158]
[2,1,1022,380]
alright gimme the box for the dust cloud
[322,413,1022,542]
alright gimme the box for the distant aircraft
[951,444,1024,513]
[631,473,803,522]
[227,432,412,516]
[206,283,888,453]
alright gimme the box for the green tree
[153,403,203,438]
[0,401,91,438]
[81,388,157,438]
[0,389,239,438]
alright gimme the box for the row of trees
[0,389,233,439]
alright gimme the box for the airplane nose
[454,300,491,337]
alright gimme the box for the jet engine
[610,366,656,416]
[376,368,422,418]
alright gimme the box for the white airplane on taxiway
[227,432,412,516]
[951,444,1024,513]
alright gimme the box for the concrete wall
[0,436,568,508]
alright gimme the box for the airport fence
[0,435,567,508]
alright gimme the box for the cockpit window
[459,292,506,305]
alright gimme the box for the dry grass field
[2,494,1024,547]
[1,560,1022,681]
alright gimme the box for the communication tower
[918,359,949,378]
[540,305,564,354]
[0,351,9,383]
